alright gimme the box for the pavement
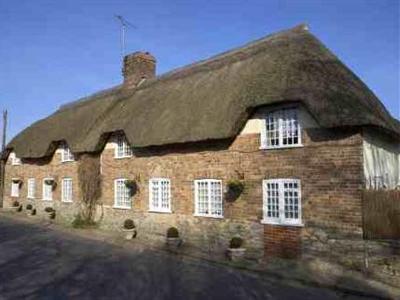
[0,214,390,300]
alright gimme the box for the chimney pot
[122,51,156,88]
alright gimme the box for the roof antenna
[115,15,137,59]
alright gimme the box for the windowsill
[42,199,53,201]
[193,213,224,219]
[11,195,19,198]
[27,197,35,200]
[113,205,131,210]
[261,219,304,227]
[114,156,132,160]
[260,144,304,150]
[148,209,172,214]
[61,160,74,163]
[61,200,73,204]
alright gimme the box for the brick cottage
[2,24,399,261]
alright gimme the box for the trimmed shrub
[44,207,54,213]
[123,219,135,230]
[26,204,33,210]
[167,227,179,238]
[31,209,36,216]
[12,200,20,207]
[229,237,244,249]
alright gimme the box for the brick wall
[3,112,364,261]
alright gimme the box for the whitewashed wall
[363,131,400,189]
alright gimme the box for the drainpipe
[0,110,7,208]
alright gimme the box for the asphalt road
[0,216,376,300]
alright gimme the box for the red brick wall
[264,225,302,259]
[3,125,364,260]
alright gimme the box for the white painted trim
[61,177,73,203]
[114,135,133,159]
[262,178,302,226]
[42,178,54,201]
[27,178,36,199]
[194,179,223,218]
[148,178,171,213]
[260,107,302,149]
[114,178,131,209]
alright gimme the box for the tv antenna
[115,15,137,58]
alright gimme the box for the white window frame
[42,178,54,201]
[11,179,20,197]
[114,178,131,209]
[10,153,21,166]
[194,179,223,218]
[114,135,132,159]
[262,179,303,226]
[260,107,302,149]
[27,178,36,199]
[61,178,73,203]
[149,178,171,213]
[61,143,74,162]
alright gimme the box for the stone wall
[3,107,365,262]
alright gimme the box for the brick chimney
[122,51,156,87]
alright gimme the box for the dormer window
[261,107,302,149]
[61,143,74,162]
[115,135,132,159]
[10,153,21,166]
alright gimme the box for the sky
[0,0,399,142]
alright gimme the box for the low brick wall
[264,225,302,259]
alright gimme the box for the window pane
[160,180,170,210]
[266,182,279,218]
[266,113,279,147]
[28,179,35,198]
[115,179,130,208]
[197,181,209,215]
[195,180,222,217]
[116,135,132,158]
[210,181,222,216]
[281,109,299,146]
[11,182,19,197]
[283,181,300,220]
[62,179,73,202]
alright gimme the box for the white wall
[363,131,400,189]
[239,104,319,135]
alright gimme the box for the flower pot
[26,210,32,217]
[166,237,182,251]
[227,248,246,261]
[46,212,55,220]
[123,228,137,240]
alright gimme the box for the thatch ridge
[5,24,399,159]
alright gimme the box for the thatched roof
[5,24,400,159]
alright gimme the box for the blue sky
[0,0,399,142]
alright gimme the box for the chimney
[122,51,156,88]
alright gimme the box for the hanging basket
[125,180,138,196]
[45,179,57,190]
[12,178,22,187]
[225,180,245,202]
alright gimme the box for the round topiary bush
[229,237,244,249]
[26,204,33,210]
[167,227,179,238]
[123,219,135,230]
[44,207,54,213]
[12,200,20,207]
